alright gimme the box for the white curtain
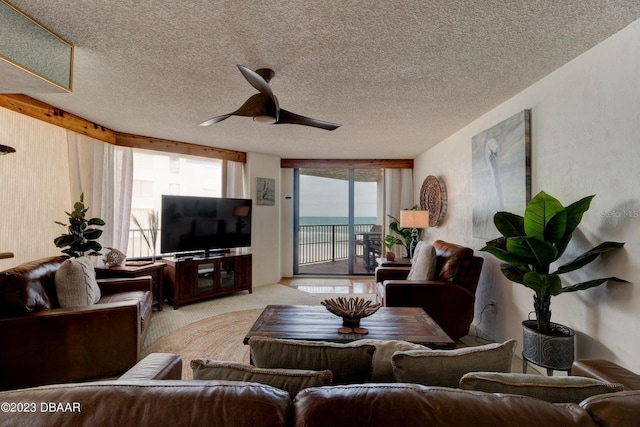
[226,160,247,198]
[67,131,133,256]
[384,168,414,255]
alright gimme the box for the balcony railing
[128,223,382,266]
[298,223,379,265]
[127,228,157,259]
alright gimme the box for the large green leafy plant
[481,191,625,334]
[54,193,106,257]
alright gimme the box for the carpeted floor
[143,308,261,379]
[144,281,375,347]
[143,280,377,379]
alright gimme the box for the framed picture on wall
[472,109,531,239]
[256,177,276,206]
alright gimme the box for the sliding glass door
[294,168,383,275]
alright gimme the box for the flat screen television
[160,195,252,256]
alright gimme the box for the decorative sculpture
[321,297,382,334]
[103,247,126,267]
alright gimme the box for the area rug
[142,308,262,379]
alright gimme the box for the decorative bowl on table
[321,297,382,334]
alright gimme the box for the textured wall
[0,107,71,268]
[246,152,282,286]
[415,19,640,372]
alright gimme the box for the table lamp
[400,210,429,258]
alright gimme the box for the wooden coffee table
[243,304,455,349]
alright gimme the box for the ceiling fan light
[253,115,277,124]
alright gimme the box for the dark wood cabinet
[163,252,252,309]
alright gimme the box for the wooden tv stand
[163,251,252,309]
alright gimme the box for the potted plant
[54,193,106,258]
[383,235,402,261]
[131,210,159,262]
[481,191,626,371]
[386,205,418,258]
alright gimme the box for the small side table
[95,262,166,311]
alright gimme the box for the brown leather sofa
[1,353,638,427]
[376,240,484,339]
[0,256,153,391]
[572,358,640,391]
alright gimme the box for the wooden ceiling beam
[281,158,413,169]
[0,94,116,144]
[0,94,246,162]
[115,132,246,162]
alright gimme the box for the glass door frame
[294,168,379,276]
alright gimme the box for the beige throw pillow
[391,339,517,388]
[406,242,437,281]
[357,339,427,382]
[460,372,623,403]
[249,336,376,384]
[55,257,101,307]
[191,360,332,397]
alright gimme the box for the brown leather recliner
[375,240,483,340]
[0,256,154,391]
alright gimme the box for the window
[127,149,223,258]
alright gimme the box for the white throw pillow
[406,242,437,281]
[55,257,101,307]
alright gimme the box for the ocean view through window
[296,168,383,275]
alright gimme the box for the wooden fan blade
[237,64,280,121]
[277,109,341,131]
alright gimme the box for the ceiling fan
[200,64,341,131]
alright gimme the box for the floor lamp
[400,210,429,259]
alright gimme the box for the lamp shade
[400,210,429,229]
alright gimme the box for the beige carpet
[143,308,261,379]
[144,282,375,346]
[143,281,376,379]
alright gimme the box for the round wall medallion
[420,175,447,226]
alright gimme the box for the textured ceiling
[7,1,640,159]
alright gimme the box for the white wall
[414,19,640,372]
[245,152,282,286]
[0,107,72,268]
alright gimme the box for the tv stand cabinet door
[237,254,252,293]
[218,254,252,293]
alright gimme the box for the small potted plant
[383,235,403,261]
[54,193,105,258]
[481,191,626,371]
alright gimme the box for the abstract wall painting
[472,110,531,239]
